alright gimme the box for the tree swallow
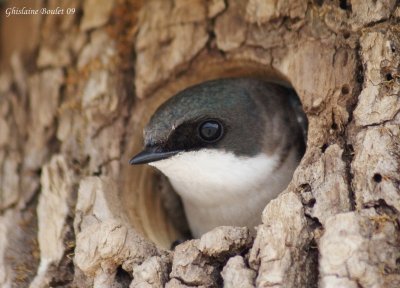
[130,78,306,238]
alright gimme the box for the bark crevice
[1,0,400,287]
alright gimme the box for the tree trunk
[1,0,399,287]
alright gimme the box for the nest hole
[121,61,308,248]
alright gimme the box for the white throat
[150,148,298,238]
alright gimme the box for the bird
[130,78,306,238]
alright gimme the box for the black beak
[129,147,180,165]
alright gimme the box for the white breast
[150,148,298,237]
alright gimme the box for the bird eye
[198,120,223,142]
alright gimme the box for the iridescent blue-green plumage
[145,78,304,158]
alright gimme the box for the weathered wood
[0,0,399,287]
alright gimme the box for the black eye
[198,120,223,142]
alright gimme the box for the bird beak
[129,147,180,165]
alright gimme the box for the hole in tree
[343,30,351,39]
[124,64,308,248]
[373,173,382,183]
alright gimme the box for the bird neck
[150,147,300,237]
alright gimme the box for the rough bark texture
[1,0,400,287]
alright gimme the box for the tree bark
[1,0,399,287]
